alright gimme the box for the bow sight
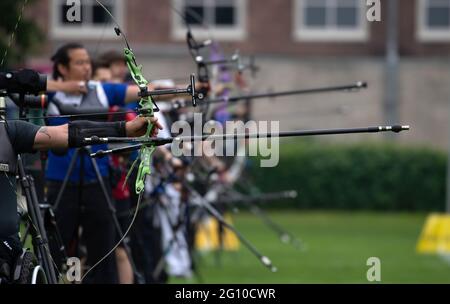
[139,74,202,107]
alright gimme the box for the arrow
[87,125,410,158]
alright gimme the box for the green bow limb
[93,1,157,195]
[121,47,157,194]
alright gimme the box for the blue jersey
[45,82,127,182]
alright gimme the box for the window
[50,0,124,39]
[417,0,450,41]
[172,0,247,41]
[294,0,368,42]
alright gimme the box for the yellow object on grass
[416,213,450,254]
[195,214,240,251]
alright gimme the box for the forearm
[46,79,87,95]
[33,121,126,150]
[46,80,62,92]
[33,116,158,150]
[33,125,69,150]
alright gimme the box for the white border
[50,0,125,39]
[171,0,247,41]
[293,0,369,42]
[417,0,450,42]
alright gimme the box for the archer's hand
[125,116,163,137]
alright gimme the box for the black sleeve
[68,120,126,148]
[6,121,40,154]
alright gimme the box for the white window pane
[52,0,124,39]
[294,0,367,42]
[173,0,246,40]
[184,0,237,27]
[58,0,116,26]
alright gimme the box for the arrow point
[391,125,410,133]
[357,81,368,88]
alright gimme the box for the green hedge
[248,141,446,211]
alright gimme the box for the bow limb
[80,0,157,283]
[114,30,157,195]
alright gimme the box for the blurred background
[2,0,450,283]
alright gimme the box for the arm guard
[68,120,126,148]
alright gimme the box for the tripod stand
[3,98,61,284]
[16,154,58,284]
[52,146,143,283]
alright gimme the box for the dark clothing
[0,174,19,238]
[127,170,167,283]
[0,122,17,174]
[130,203,167,284]
[3,121,40,155]
[115,198,132,246]
[46,181,118,284]
[0,121,39,275]
[0,121,39,238]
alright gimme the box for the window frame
[171,0,247,41]
[293,0,369,42]
[417,0,450,42]
[50,0,125,39]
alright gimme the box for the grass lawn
[171,211,450,284]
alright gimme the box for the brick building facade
[25,0,450,148]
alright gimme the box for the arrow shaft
[206,82,367,105]
[88,125,409,157]
[99,125,409,144]
[5,82,367,120]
